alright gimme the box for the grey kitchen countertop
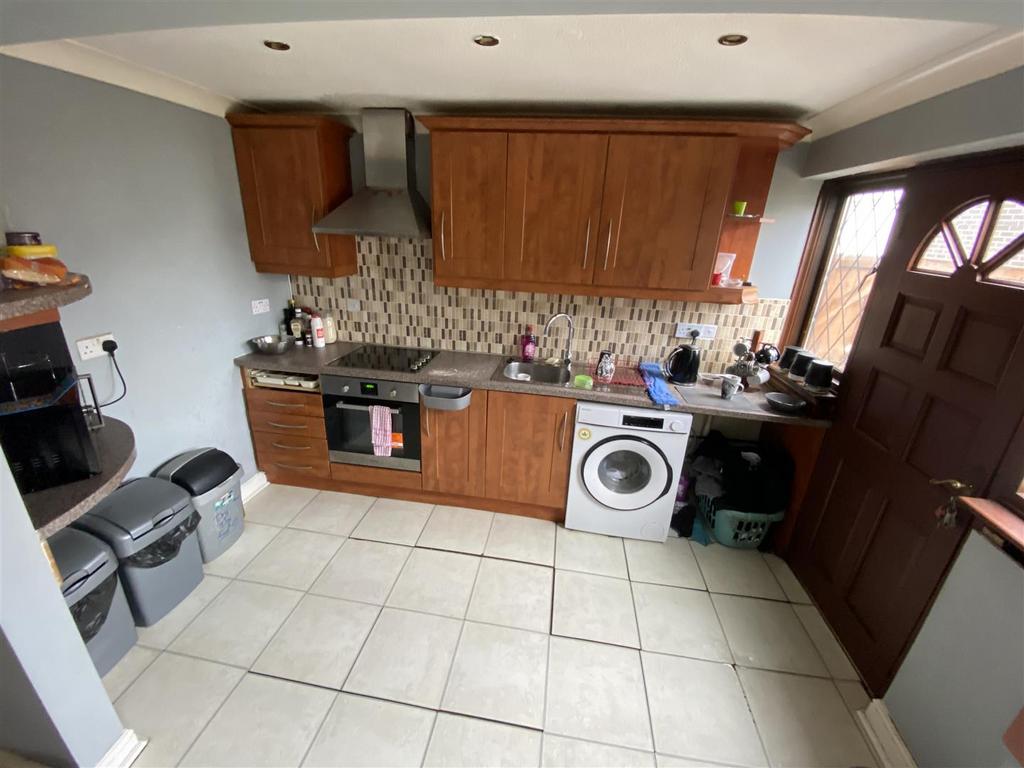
[234,343,830,428]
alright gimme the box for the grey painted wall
[804,67,1024,178]
[0,56,291,480]
[886,532,1023,767]
[0,457,124,766]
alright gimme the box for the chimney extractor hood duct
[313,108,430,238]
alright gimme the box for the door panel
[421,391,488,497]
[504,132,608,285]
[595,135,738,291]
[432,131,507,281]
[790,153,1024,695]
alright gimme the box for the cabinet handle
[603,219,613,270]
[271,442,311,451]
[312,209,320,252]
[267,421,306,430]
[582,218,591,270]
[439,211,447,262]
[274,462,315,471]
[559,411,568,452]
[266,401,300,409]
[424,409,430,437]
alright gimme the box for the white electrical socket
[675,322,718,340]
[76,333,116,361]
[251,298,271,315]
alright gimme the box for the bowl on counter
[248,335,295,355]
[765,392,807,414]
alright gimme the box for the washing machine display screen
[622,415,663,429]
[597,450,653,494]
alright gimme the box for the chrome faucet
[543,313,575,370]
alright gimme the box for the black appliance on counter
[0,322,101,494]
[322,375,422,471]
[663,329,702,387]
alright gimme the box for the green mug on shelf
[732,200,748,216]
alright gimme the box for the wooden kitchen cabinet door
[421,390,488,497]
[431,131,507,282]
[504,132,608,286]
[485,391,575,508]
[229,114,357,277]
[594,134,738,291]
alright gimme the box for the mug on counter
[720,374,745,400]
[788,352,816,380]
[805,359,835,390]
[778,345,808,370]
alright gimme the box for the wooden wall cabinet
[228,114,358,277]
[421,391,489,497]
[484,391,576,508]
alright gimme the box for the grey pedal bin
[75,477,203,627]
[49,527,137,677]
[154,448,244,562]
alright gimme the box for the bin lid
[83,477,193,541]
[154,447,239,496]
[48,527,117,601]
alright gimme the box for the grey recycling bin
[75,478,203,627]
[154,448,244,563]
[49,527,137,677]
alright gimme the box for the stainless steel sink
[502,361,572,386]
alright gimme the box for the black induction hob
[330,345,437,373]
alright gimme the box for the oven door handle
[335,402,403,416]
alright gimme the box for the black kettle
[664,330,701,386]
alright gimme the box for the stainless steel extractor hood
[313,108,430,238]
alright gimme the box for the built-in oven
[321,375,421,471]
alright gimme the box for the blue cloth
[638,361,681,407]
[689,515,712,546]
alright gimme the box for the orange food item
[1,255,68,285]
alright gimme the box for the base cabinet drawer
[329,463,423,489]
[252,432,328,461]
[245,387,324,417]
[256,447,330,479]
[249,412,327,439]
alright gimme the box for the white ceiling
[2,13,1021,138]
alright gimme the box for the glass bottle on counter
[521,325,538,362]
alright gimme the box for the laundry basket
[697,494,784,549]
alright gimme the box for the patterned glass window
[803,188,904,369]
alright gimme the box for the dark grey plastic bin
[418,384,473,411]
[75,478,203,627]
[49,527,137,676]
[154,448,244,563]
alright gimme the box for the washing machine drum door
[581,436,673,511]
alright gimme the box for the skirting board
[97,729,147,768]
[241,471,268,502]
[857,700,917,768]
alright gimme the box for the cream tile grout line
[290,236,791,373]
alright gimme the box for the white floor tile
[238,527,344,590]
[136,575,230,650]
[793,604,860,680]
[303,693,436,768]
[624,538,705,590]
[418,505,495,554]
[288,491,375,537]
[102,645,159,702]
[545,636,652,751]
[180,674,334,768]
[834,680,871,715]
[739,667,877,768]
[712,594,829,677]
[169,580,301,667]
[310,538,411,604]
[115,652,243,768]
[442,621,548,728]
[467,558,553,633]
[633,583,731,663]
[691,544,786,601]
[202,522,280,578]
[243,483,318,527]
[542,735,655,767]
[552,570,639,648]
[350,497,434,545]
[344,607,462,708]
[484,513,556,566]
[556,527,628,578]
[642,652,766,767]
[386,548,481,618]
[252,595,379,689]
[762,554,812,603]
[424,713,542,768]
[655,754,745,767]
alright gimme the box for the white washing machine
[566,402,693,541]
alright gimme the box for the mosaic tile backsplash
[291,237,790,373]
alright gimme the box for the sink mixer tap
[543,313,575,370]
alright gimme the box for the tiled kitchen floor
[103,484,877,768]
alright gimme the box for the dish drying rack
[248,369,320,393]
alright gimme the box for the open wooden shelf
[0,274,92,323]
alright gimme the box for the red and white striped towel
[370,405,393,457]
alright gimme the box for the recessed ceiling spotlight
[717,33,748,46]
[473,35,500,47]
[263,40,291,51]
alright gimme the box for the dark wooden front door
[790,152,1024,695]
